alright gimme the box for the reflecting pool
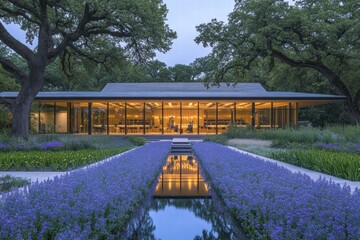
[154,155,210,198]
[135,155,237,239]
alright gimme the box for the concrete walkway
[228,146,360,193]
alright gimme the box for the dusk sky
[4,0,235,67]
[156,0,235,66]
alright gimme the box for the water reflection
[133,155,238,239]
[136,198,234,240]
[154,155,210,198]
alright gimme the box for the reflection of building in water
[154,155,210,198]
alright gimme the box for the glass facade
[29,100,299,135]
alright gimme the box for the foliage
[224,125,255,139]
[326,125,360,142]
[0,65,20,91]
[0,175,30,193]
[193,142,360,239]
[168,64,195,82]
[0,147,132,171]
[0,134,134,151]
[203,134,229,145]
[270,149,360,181]
[195,0,360,123]
[125,136,147,146]
[0,142,170,238]
[223,126,318,145]
[0,0,176,138]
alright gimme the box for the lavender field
[193,142,360,239]
[0,142,170,239]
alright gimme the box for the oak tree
[0,0,176,138]
[196,0,360,123]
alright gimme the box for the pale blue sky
[157,0,234,66]
[4,0,235,66]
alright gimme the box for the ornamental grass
[270,149,360,181]
[0,142,170,239]
[0,147,132,171]
[193,142,360,239]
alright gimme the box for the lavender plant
[193,142,360,239]
[0,142,170,239]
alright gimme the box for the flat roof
[0,82,346,101]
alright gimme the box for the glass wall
[29,100,299,135]
[39,102,55,133]
[70,102,89,134]
[199,101,217,134]
[164,101,180,134]
[126,101,144,134]
[108,102,125,134]
[255,102,272,128]
[273,102,289,128]
[92,102,107,134]
[235,102,252,127]
[182,101,198,134]
[218,101,234,132]
[145,101,162,134]
[55,102,68,133]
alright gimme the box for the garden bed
[193,142,360,239]
[0,147,132,171]
[0,142,170,239]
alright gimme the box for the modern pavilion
[0,82,345,135]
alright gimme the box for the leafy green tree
[144,60,169,81]
[0,0,176,139]
[196,0,360,124]
[169,64,194,82]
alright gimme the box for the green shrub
[325,125,360,142]
[259,127,318,144]
[0,175,30,193]
[204,135,229,145]
[270,149,360,181]
[224,125,256,139]
[125,136,147,146]
[0,147,132,171]
[62,140,92,150]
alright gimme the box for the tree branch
[67,42,109,64]
[48,3,99,61]
[0,55,28,84]
[86,29,131,38]
[7,0,41,19]
[267,39,354,102]
[0,6,39,24]
[0,23,34,61]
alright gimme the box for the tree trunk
[10,94,33,140]
[342,98,360,125]
[10,62,45,139]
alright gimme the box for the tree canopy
[195,0,360,123]
[0,0,176,138]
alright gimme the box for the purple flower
[36,141,64,150]
[0,142,170,238]
[193,142,360,239]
